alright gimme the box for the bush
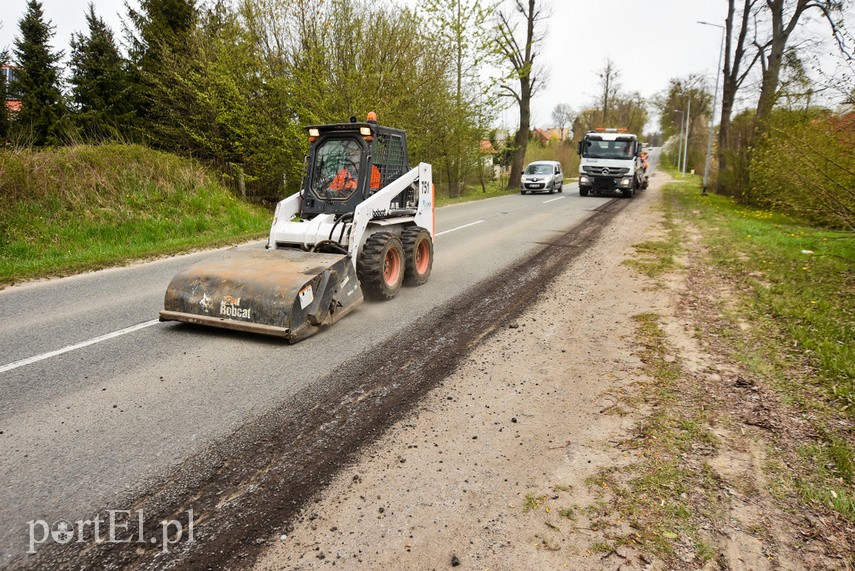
[749,109,855,229]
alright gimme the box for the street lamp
[699,20,725,195]
[673,109,685,175]
[682,96,692,176]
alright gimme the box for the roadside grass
[664,176,855,522]
[586,312,720,563]
[623,202,682,278]
[522,492,547,513]
[0,144,270,285]
[593,174,855,566]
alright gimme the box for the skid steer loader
[159,114,434,343]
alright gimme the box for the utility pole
[682,96,691,176]
[674,109,685,175]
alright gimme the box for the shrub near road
[0,144,270,285]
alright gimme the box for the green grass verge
[664,175,854,522]
[666,176,854,413]
[0,144,271,285]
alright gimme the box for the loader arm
[266,192,303,249]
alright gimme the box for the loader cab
[301,121,409,218]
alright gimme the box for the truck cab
[577,129,645,198]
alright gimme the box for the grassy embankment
[666,174,854,515]
[0,143,577,283]
[0,144,271,285]
[590,171,853,562]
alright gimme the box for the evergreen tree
[69,3,132,140]
[0,50,11,142]
[126,0,197,136]
[12,0,66,146]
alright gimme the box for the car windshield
[525,164,553,175]
[310,138,363,200]
[581,139,634,159]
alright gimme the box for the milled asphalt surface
[0,183,618,565]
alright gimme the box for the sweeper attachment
[160,115,434,342]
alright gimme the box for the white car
[521,161,563,194]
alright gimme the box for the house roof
[532,128,550,141]
[480,139,496,154]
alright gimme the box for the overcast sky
[1,0,851,131]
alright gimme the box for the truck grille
[583,166,629,176]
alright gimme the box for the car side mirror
[576,142,583,156]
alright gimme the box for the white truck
[577,129,648,198]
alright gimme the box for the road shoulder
[254,176,664,569]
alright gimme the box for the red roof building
[2,65,22,113]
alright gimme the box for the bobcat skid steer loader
[160,114,434,343]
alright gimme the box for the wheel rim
[383,248,401,286]
[415,239,430,275]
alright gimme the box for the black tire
[357,232,405,300]
[401,226,433,286]
[548,183,555,194]
[558,182,563,193]
[580,187,589,197]
[521,190,527,195]
[622,183,636,198]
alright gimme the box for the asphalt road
[0,153,658,566]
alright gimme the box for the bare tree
[754,0,848,128]
[550,102,573,139]
[495,0,547,189]
[597,57,621,125]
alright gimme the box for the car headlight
[579,176,589,184]
[620,177,631,187]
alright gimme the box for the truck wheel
[401,227,433,286]
[580,188,589,197]
[357,232,405,300]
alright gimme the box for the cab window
[310,138,363,200]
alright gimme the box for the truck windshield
[310,138,363,200]
[525,164,553,175]
[581,140,634,159]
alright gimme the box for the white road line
[0,319,161,374]
[435,219,485,237]
[542,196,566,204]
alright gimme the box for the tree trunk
[755,6,787,129]
[717,0,757,195]
[509,80,531,189]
